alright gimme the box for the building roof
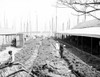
[0,28,22,35]
[73,19,100,29]
[58,19,100,38]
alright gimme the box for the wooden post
[24,22,26,32]
[91,37,92,54]
[56,3,57,32]
[62,23,64,31]
[36,14,38,32]
[98,40,100,55]
[3,35,4,45]
[81,36,83,50]
[77,36,78,47]
[52,17,53,34]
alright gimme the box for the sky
[0,0,59,32]
[0,0,97,33]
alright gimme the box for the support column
[81,36,83,50]
[2,35,5,45]
[98,40,100,55]
[77,36,78,47]
[91,37,92,54]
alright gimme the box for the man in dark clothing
[60,44,65,58]
[11,38,16,47]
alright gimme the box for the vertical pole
[27,19,28,35]
[83,6,87,22]
[45,22,46,32]
[29,19,31,35]
[1,35,3,46]
[77,13,79,24]
[4,14,8,29]
[24,22,25,33]
[4,13,6,29]
[36,13,38,32]
[91,37,92,54]
[62,22,64,31]
[6,35,7,45]
[56,2,57,32]
[98,40,100,55]
[77,36,78,47]
[81,36,83,50]
[6,36,8,44]
[67,18,70,30]
[3,35,4,46]
[52,17,53,35]
[49,20,52,36]
[21,20,22,32]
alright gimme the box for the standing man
[60,44,66,58]
[11,38,17,47]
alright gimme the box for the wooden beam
[91,37,93,54]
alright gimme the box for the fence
[0,31,55,50]
[0,33,24,50]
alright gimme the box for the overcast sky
[0,0,97,33]
[0,0,56,32]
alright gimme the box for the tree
[58,0,100,20]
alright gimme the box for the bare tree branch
[58,0,100,20]
[88,13,100,20]
[71,2,100,5]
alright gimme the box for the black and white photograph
[0,0,100,77]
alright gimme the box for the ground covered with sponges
[0,37,100,77]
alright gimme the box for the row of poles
[1,3,72,35]
[1,2,89,34]
[0,2,72,47]
[18,2,72,35]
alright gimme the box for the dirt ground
[58,39,100,70]
[0,37,100,77]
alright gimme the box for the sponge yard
[0,0,100,77]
